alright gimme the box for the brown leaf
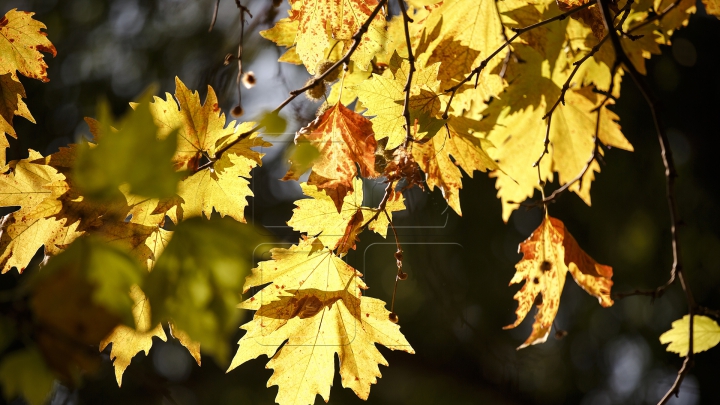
[504,216,613,348]
[285,103,378,211]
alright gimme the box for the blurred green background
[1,0,719,404]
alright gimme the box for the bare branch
[397,0,416,148]
[595,0,696,402]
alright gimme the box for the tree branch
[397,0,416,148]
[595,0,696,402]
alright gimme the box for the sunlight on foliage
[660,315,720,356]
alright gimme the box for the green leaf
[660,315,720,356]
[73,87,183,200]
[0,347,55,405]
[257,110,287,136]
[32,237,146,327]
[145,216,268,365]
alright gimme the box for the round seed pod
[389,312,399,324]
[231,105,244,117]
[304,78,326,101]
[242,71,256,89]
[316,60,341,83]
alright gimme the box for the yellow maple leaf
[0,151,72,273]
[0,150,63,209]
[504,216,613,348]
[412,117,497,215]
[228,239,413,405]
[703,0,720,17]
[414,0,507,112]
[170,151,259,223]
[261,0,387,73]
[289,178,406,254]
[0,9,56,82]
[99,285,167,387]
[146,78,270,223]
[479,40,632,221]
[169,322,201,366]
[355,58,442,149]
[659,315,720,356]
[653,0,696,38]
[148,77,263,171]
[284,103,378,210]
[0,73,35,166]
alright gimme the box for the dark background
[1,0,719,404]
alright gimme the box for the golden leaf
[660,315,720,356]
[703,0,720,17]
[288,178,405,254]
[228,241,413,405]
[412,117,497,215]
[169,322,201,366]
[284,103,378,210]
[262,0,387,73]
[99,285,167,387]
[504,216,613,348]
[0,73,34,167]
[0,9,56,82]
[355,58,442,149]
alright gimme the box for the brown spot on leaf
[540,261,552,271]
[0,17,8,27]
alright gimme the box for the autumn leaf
[147,77,270,223]
[0,73,34,167]
[74,90,182,201]
[148,77,237,171]
[0,9,56,81]
[146,217,266,364]
[228,239,413,405]
[0,150,63,209]
[703,0,720,17]
[288,177,405,254]
[30,237,145,380]
[412,117,498,215]
[169,322,202,366]
[100,285,167,387]
[660,315,720,356]
[414,0,508,112]
[557,0,606,40]
[504,216,613,348]
[284,103,378,211]
[355,57,442,149]
[0,151,69,274]
[261,0,387,73]
[479,39,632,221]
[0,347,55,405]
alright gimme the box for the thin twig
[233,1,252,114]
[493,0,514,79]
[397,0,416,148]
[209,0,220,32]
